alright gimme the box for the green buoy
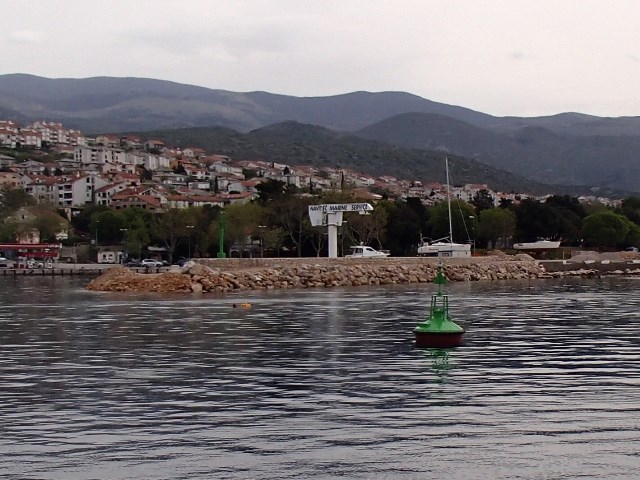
[414,263,464,348]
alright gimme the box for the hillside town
[0,120,620,214]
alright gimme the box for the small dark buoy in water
[414,263,464,348]
[233,303,251,308]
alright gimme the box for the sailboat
[417,158,472,258]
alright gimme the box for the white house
[55,173,109,207]
[95,182,129,206]
[144,153,172,171]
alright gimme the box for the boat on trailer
[513,240,561,250]
[417,237,471,258]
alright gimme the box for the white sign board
[308,203,373,226]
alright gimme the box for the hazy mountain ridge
[2,73,640,193]
[0,74,494,133]
[132,122,602,197]
[355,112,640,192]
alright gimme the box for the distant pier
[0,265,167,277]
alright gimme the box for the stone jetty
[84,249,640,294]
[86,253,551,294]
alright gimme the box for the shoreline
[0,264,168,277]
[4,255,639,287]
[85,254,638,294]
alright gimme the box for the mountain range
[2,73,640,196]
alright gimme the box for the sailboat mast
[446,158,453,244]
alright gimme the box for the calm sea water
[1,275,640,479]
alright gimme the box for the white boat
[417,158,471,258]
[417,238,471,258]
[513,240,561,250]
[345,244,390,258]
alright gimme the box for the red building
[0,243,62,268]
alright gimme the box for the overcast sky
[2,0,640,118]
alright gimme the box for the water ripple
[1,276,640,479]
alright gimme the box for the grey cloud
[510,51,530,60]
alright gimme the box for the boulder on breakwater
[86,255,549,294]
[85,266,193,293]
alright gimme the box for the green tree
[581,210,630,248]
[0,205,68,243]
[620,196,640,225]
[178,205,216,258]
[138,166,153,181]
[189,205,222,257]
[91,210,127,245]
[625,220,640,247]
[242,168,258,179]
[545,195,587,246]
[0,218,20,242]
[223,203,266,257]
[72,204,110,239]
[269,194,313,257]
[256,179,297,205]
[498,197,514,208]
[123,217,150,260]
[546,195,586,219]
[405,196,430,240]
[471,189,495,213]
[0,185,35,216]
[514,198,562,242]
[31,206,69,242]
[347,203,389,250]
[478,208,517,249]
[151,208,193,263]
[377,199,423,256]
[309,223,328,257]
[428,200,475,244]
[121,207,153,259]
[261,227,287,257]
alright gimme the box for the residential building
[144,152,172,171]
[55,173,109,207]
[29,121,68,145]
[95,182,130,206]
[0,127,17,148]
[166,193,224,209]
[0,171,23,189]
[111,193,163,211]
[19,128,43,148]
[74,146,127,166]
[0,153,16,168]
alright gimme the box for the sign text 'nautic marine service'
[308,203,373,257]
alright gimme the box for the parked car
[124,258,141,267]
[174,257,191,267]
[140,259,163,268]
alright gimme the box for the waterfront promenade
[3,253,638,281]
[0,263,167,277]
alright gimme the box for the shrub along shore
[86,254,561,294]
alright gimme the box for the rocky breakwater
[540,250,640,278]
[86,254,548,294]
